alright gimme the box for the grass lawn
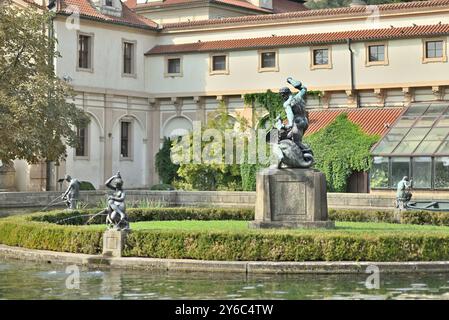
[87,220,449,234]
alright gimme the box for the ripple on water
[3,257,449,300]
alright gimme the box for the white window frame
[76,31,94,73]
[122,39,137,78]
[310,46,332,70]
[209,53,229,75]
[165,56,183,77]
[258,49,279,72]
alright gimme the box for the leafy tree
[0,3,89,164]
[155,137,179,185]
[173,103,242,191]
[304,113,379,192]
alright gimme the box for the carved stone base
[249,168,334,229]
[102,229,129,258]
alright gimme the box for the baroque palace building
[8,0,449,193]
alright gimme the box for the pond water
[1,257,449,299]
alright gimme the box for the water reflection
[1,257,449,300]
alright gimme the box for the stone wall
[3,190,448,215]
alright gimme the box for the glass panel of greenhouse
[370,102,449,190]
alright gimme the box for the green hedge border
[1,208,449,261]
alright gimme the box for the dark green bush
[123,229,449,262]
[150,184,175,191]
[32,207,255,225]
[401,210,449,226]
[80,181,95,191]
[3,209,449,261]
[328,208,396,223]
[0,216,102,254]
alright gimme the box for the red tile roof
[132,0,306,14]
[57,0,159,29]
[306,108,404,136]
[146,23,449,54]
[162,0,449,29]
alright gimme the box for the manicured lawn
[87,220,449,234]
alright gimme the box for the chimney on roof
[350,0,366,7]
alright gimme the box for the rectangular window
[412,157,432,188]
[78,34,92,70]
[435,157,449,189]
[313,49,329,65]
[390,157,410,188]
[426,41,443,58]
[123,41,135,75]
[167,58,181,75]
[370,156,389,189]
[212,55,226,71]
[75,125,88,157]
[105,0,113,6]
[261,51,276,69]
[120,121,131,158]
[368,45,385,62]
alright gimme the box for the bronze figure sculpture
[104,171,129,230]
[272,77,314,169]
[62,175,80,209]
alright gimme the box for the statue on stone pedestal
[396,176,413,210]
[272,77,314,169]
[62,175,80,209]
[105,171,129,230]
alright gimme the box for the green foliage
[4,209,449,261]
[0,4,89,163]
[79,181,95,191]
[0,213,102,254]
[123,228,449,261]
[304,114,380,192]
[155,137,180,185]
[150,183,175,191]
[401,210,449,226]
[174,103,242,191]
[328,208,396,223]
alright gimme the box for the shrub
[123,229,449,262]
[155,137,180,185]
[401,210,449,226]
[80,181,95,190]
[328,208,396,223]
[0,214,102,254]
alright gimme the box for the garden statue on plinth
[62,175,80,210]
[395,176,413,210]
[249,77,334,229]
[104,171,130,231]
[273,77,314,169]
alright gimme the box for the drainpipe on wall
[46,6,56,191]
[347,38,355,93]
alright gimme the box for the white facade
[9,0,449,190]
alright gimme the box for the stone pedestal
[102,229,129,257]
[249,168,334,229]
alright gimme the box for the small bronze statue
[396,176,413,210]
[62,175,80,210]
[104,171,129,230]
[272,77,314,169]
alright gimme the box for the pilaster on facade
[345,90,358,108]
[321,91,331,109]
[193,96,206,124]
[374,88,386,107]
[432,86,444,101]
[402,87,414,106]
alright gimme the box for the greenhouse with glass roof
[370,102,449,191]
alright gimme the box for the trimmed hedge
[401,210,449,226]
[123,229,449,261]
[31,207,255,225]
[0,214,102,254]
[2,208,449,261]
[328,208,396,223]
